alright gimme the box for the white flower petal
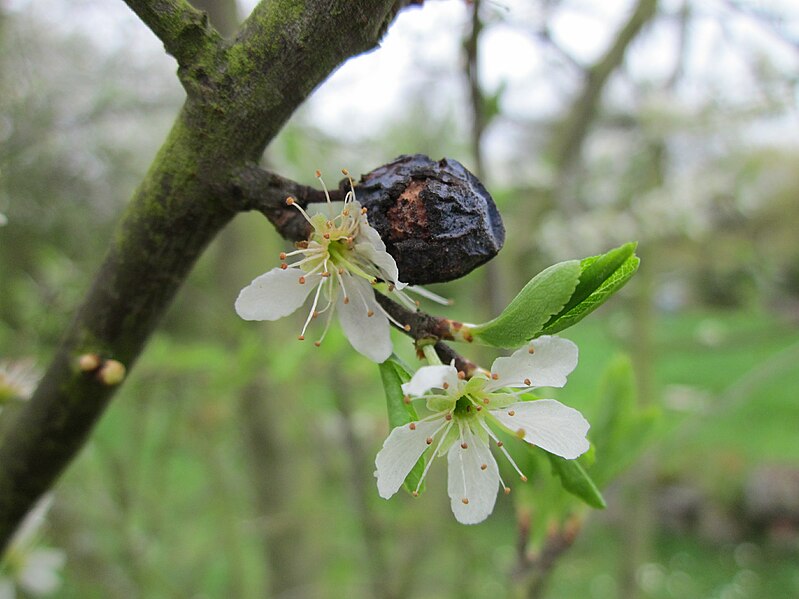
[235,268,320,321]
[355,242,406,289]
[375,419,443,499]
[306,200,346,220]
[487,336,578,391]
[337,276,392,362]
[447,427,500,525]
[19,548,65,595]
[355,213,387,252]
[492,399,590,459]
[402,364,459,397]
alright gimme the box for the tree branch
[229,163,341,241]
[551,0,658,172]
[122,0,223,67]
[374,295,479,376]
[0,0,410,552]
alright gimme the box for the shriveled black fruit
[342,154,505,284]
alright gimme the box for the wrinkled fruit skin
[343,155,505,284]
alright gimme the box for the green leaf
[547,452,606,509]
[471,260,581,347]
[378,356,426,495]
[541,243,639,335]
[589,355,659,487]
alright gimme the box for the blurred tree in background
[1,0,798,598]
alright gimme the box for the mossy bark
[0,0,410,550]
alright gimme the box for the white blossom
[375,336,590,524]
[0,495,65,598]
[236,171,415,363]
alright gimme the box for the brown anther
[445,413,453,421]
[315,169,322,178]
[461,498,469,505]
[480,464,488,471]
[321,272,331,278]
[524,378,531,386]
[296,240,309,249]
[415,300,421,307]
[528,345,535,354]
[367,310,374,317]
[476,406,483,411]
[280,263,288,270]
[403,324,411,332]
[341,168,349,176]
[520,475,528,482]
[298,335,305,341]
[483,398,490,404]
[508,410,515,416]
[497,441,504,447]
[409,422,416,430]
[412,491,419,497]
[323,233,330,239]
[504,487,511,495]
[460,442,468,449]
[313,311,319,318]
[361,207,367,214]
[442,382,449,390]
[343,297,350,304]
[464,331,474,343]
[371,279,378,286]
[286,196,295,205]
[279,252,287,260]
[338,267,345,275]
[403,395,411,404]
[451,321,463,330]
[491,373,499,380]
[314,341,321,347]
[425,437,433,445]
[298,276,306,284]
[457,371,465,379]
[516,428,526,438]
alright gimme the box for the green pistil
[453,395,480,417]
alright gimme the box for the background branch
[551,0,658,175]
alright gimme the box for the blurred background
[1,0,798,597]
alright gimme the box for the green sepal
[471,261,581,347]
[378,356,426,496]
[541,243,640,336]
[547,452,606,509]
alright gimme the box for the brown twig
[513,516,583,599]
[374,294,479,376]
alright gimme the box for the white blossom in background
[0,495,65,598]
[375,336,590,524]
[0,360,39,405]
[236,171,421,363]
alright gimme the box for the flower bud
[97,359,126,386]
